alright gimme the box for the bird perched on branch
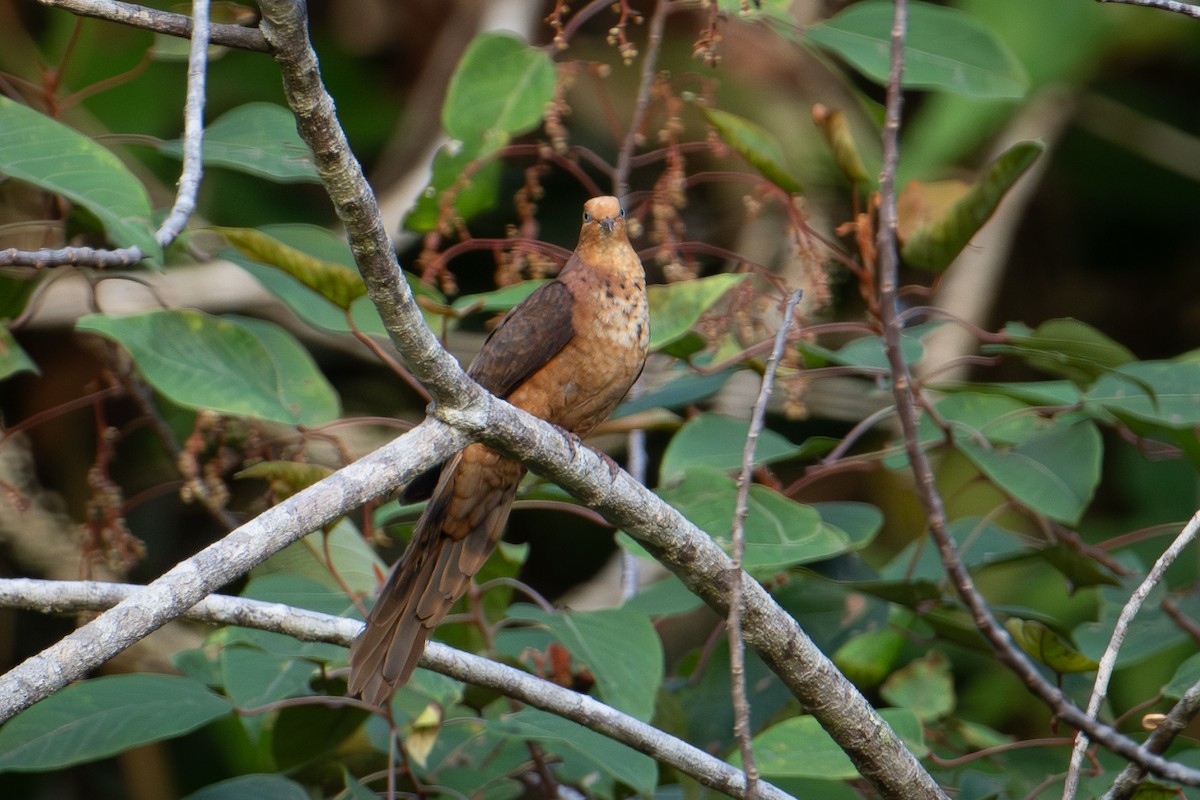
[349,196,649,704]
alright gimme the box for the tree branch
[1095,0,1200,18]
[35,0,269,51]
[0,578,793,800]
[1066,509,1200,799]
[0,419,462,720]
[874,0,1200,788]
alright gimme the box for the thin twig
[1064,509,1200,800]
[728,289,803,800]
[1095,0,1200,18]
[613,0,671,197]
[36,0,269,51]
[154,0,210,248]
[873,0,1200,787]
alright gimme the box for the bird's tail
[348,446,523,704]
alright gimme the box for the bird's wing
[400,279,575,504]
[467,278,576,398]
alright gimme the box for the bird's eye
[583,212,592,223]
[619,207,626,218]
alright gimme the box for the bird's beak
[598,216,616,234]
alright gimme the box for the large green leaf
[506,605,662,723]
[657,466,857,570]
[648,272,748,351]
[77,309,340,426]
[699,106,803,193]
[405,33,555,231]
[159,102,319,183]
[957,421,1102,525]
[900,140,1044,272]
[804,0,1029,99]
[742,708,926,779]
[220,646,317,709]
[1086,361,1200,428]
[0,675,231,772]
[987,318,1135,385]
[442,33,557,156]
[0,95,159,260]
[659,412,808,484]
[488,708,656,795]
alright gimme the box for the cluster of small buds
[606,1,644,65]
[83,452,145,572]
[544,1,570,51]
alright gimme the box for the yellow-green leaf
[1005,618,1099,673]
[214,227,367,310]
[901,140,1044,272]
[699,106,803,194]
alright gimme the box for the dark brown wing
[468,279,575,398]
[401,281,574,504]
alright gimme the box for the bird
[348,196,649,704]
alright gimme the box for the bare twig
[0,577,793,800]
[1101,678,1200,800]
[614,0,671,197]
[1064,509,1200,800]
[36,0,269,51]
[1095,0,1200,18]
[153,0,210,249]
[874,0,1200,787]
[728,289,803,799]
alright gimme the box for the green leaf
[900,140,1045,271]
[657,466,856,571]
[1164,652,1200,699]
[611,366,733,419]
[833,626,906,688]
[0,675,231,772]
[648,273,748,351]
[403,146,505,233]
[744,708,926,779]
[223,223,443,334]
[0,327,38,379]
[220,646,317,709]
[158,102,319,183]
[505,605,662,722]
[1005,618,1098,673]
[215,227,366,310]
[0,95,160,260]
[452,279,550,313]
[1086,361,1200,428]
[989,318,1135,385]
[488,708,656,795]
[699,106,803,193]
[77,309,340,426]
[802,320,944,370]
[879,651,955,721]
[182,774,309,800]
[957,421,1102,525]
[236,460,334,500]
[659,413,808,484]
[442,33,557,157]
[804,0,1029,99]
[252,521,385,598]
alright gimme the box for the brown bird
[348,196,649,704]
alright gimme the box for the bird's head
[581,196,626,238]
